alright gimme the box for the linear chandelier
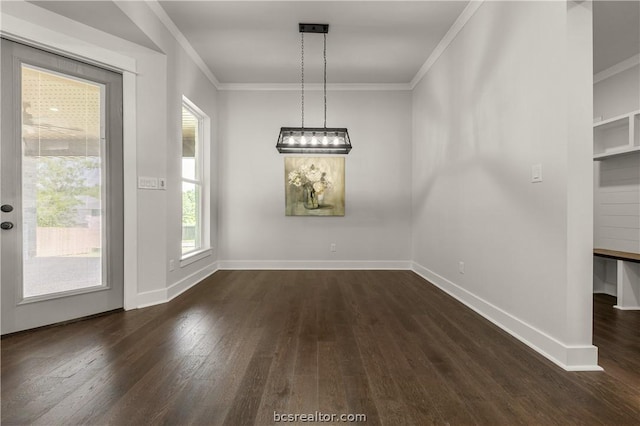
[276,23,352,154]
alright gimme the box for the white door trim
[1,13,138,310]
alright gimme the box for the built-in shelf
[593,145,640,161]
[593,110,640,160]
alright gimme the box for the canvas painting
[285,157,345,216]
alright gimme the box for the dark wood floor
[592,294,640,393]
[2,270,640,425]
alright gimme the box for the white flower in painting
[312,181,325,194]
[288,162,332,192]
[288,171,303,187]
[305,165,322,182]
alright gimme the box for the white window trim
[180,248,212,268]
[180,96,210,262]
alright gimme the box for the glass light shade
[276,127,351,154]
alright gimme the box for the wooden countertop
[594,248,640,263]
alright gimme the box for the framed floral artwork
[285,157,345,216]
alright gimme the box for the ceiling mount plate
[299,23,329,33]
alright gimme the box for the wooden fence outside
[36,227,101,257]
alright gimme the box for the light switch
[531,164,543,183]
[138,176,158,189]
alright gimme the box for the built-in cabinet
[592,63,640,303]
[593,110,640,160]
[593,106,640,255]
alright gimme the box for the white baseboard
[411,262,601,372]
[217,260,412,270]
[136,287,167,309]
[137,262,218,309]
[613,305,640,311]
[135,260,405,307]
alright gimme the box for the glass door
[21,64,106,299]
[1,39,124,334]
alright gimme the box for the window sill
[180,248,212,268]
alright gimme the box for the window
[181,97,209,258]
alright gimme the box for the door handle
[1,222,14,230]
[1,205,13,213]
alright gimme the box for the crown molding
[143,0,485,92]
[410,0,484,89]
[145,0,221,89]
[217,82,412,91]
[593,53,640,84]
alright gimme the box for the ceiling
[593,0,640,74]
[29,1,162,53]
[157,1,469,84]
[24,1,640,84]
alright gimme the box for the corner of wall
[411,262,601,371]
[137,262,219,308]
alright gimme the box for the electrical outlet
[330,243,337,252]
[169,259,175,271]
[158,178,167,190]
[459,261,465,274]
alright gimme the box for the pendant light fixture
[276,23,352,154]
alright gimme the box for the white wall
[594,64,640,120]
[2,1,219,308]
[218,90,412,268]
[411,1,597,369]
[115,1,219,305]
[594,154,640,254]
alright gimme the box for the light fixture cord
[301,31,304,129]
[323,32,327,129]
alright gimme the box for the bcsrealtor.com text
[273,411,367,423]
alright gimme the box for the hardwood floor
[2,270,639,425]
[593,294,640,392]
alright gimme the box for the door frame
[1,13,138,310]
